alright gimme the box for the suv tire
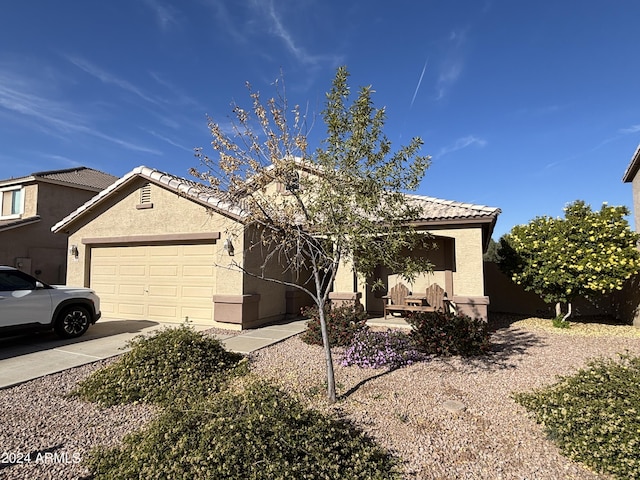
[54,306,91,338]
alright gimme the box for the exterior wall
[333,225,491,320]
[0,182,101,284]
[62,179,245,325]
[631,174,640,232]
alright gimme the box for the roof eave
[623,144,640,183]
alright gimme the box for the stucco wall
[63,179,243,296]
[0,182,102,284]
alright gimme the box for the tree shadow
[337,315,549,399]
[337,366,401,401]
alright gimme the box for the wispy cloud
[438,135,487,157]
[620,124,640,134]
[436,61,463,100]
[144,128,193,153]
[434,28,467,100]
[0,68,162,155]
[66,55,161,105]
[141,0,180,31]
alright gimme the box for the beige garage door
[90,244,216,323]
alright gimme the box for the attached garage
[52,166,257,328]
[89,243,217,323]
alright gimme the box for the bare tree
[192,66,433,402]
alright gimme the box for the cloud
[438,135,487,157]
[66,56,161,105]
[144,128,193,153]
[0,68,162,155]
[434,29,467,100]
[436,61,463,100]
[141,0,180,31]
[620,124,640,134]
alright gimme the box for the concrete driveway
[0,319,211,389]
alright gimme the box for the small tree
[498,200,640,320]
[192,67,433,402]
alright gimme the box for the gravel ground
[1,317,639,479]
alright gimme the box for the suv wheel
[54,306,91,338]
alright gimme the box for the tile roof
[0,216,41,232]
[33,167,118,190]
[52,165,501,233]
[52,166,247,233]
[0,167,118,191]
[405,194,501,223]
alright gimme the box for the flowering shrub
[498,200,640,305]
[301,303,368,347]
[407,310,491,356]
[341,329,427,368]
[514,354,640,479]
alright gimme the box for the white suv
[0,266,101,338]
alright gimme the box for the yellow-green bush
[514,354,640,479]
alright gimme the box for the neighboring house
[0,167,118,284]
[623,144,640,231]
[621,143,640,326]
[52,165,500,329]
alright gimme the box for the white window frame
[0,186,25,219]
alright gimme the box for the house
[622,144,640,231]
[621,143,640,326]
[52,165,500,329]
[0,167,118,284]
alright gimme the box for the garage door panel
[148,285,178,297]
[90,244,216,324]
[182,265,214,277]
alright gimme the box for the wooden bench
[383,283,450,319]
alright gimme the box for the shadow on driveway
[0,319,159,360]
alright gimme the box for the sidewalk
[0,318,307,389]
[0,316,410,390]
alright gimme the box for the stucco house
[52,165,500,329]
[621,143,640,326]
[0,167,118,284]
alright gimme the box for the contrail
[410,58,429,109]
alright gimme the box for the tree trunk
[317,303,336,403]
[555,301,573,322]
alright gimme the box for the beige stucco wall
[0,181,102,284]
[63,179,243,297]
[334,226,486,297]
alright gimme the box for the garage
[89,243,217,323]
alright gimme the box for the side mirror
[35,281,45,289]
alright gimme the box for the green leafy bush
[552,315,571,329]
[407,311,491,356]
[341,329,426,368]
[85,378,401,480]
[71,325,246,407]
[514,354,640,479]
[300,303,368,347]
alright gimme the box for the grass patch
[514,353,640,479]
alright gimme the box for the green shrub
[341,329,426,368]
[407,310,491,356]
[514,354,640,479]
[71,325,246,407]
[300,302,368,347]
[85,378,401,480]
[552,315,571,329]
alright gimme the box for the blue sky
[1,1,639,238]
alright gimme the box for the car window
[0,271,37,291]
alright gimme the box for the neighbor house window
[0,187,24,218]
